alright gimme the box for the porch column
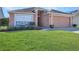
[50,13,53,25]
[48,12,51,26]
[71,16,73,27]
[48,12,53,25]
[35,9,38,27]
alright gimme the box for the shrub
[28,22,35,27]
[7,26,35,31]
[26,26,34,30]
[72,24,77,27]
[33,27,42,30]
[8,27,16,31]
[6,21,40,31]
[28,22,35,25]
[49,25,54,28]
[0,18,9,26]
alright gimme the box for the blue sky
[2,7,79,17]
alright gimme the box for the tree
[0,18,9,26]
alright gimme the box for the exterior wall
[73,13,79,26]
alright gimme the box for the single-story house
[9,7,73,28]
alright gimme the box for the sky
[2,7,79,17]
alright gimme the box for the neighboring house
[0,7,4,25]
[71,10,79,26]
[9,7,73,28]
[0,7,4,19]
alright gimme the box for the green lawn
[0,30,79,51]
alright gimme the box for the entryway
[38,10,43,27]
[37,10,49,27]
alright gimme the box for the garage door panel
[15,14,33,21]
[14,14,33,26]
[53,16,70,27]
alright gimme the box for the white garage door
[14,14,33,27]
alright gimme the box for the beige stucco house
[9,7,73,28]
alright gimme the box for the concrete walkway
[53,28,79,31]
[72,31,79,34]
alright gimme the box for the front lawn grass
[0,30,79,51]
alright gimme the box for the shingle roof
[51,9,71,14]
[9,7,48,13]
[69,10,78,14]
[9,7,74,14]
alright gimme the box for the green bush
[49,25,54,28]
[7,26,35,31]
[0,18,9,26]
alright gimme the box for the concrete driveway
[42,27,79,34]
[52,27,79,31]
[42,27,79,31]
[53,28,79,34]
[73,31,79,34]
